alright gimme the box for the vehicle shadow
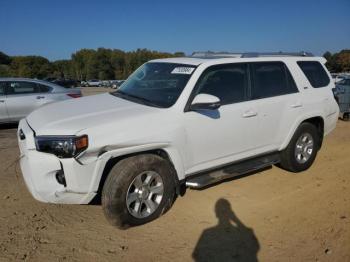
[192,199,260,262]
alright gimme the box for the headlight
[35,135,88,158]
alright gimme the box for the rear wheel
[279,123,320,172]
[102,154,176,229]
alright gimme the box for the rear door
[0,82,9,122]
[296,61,336,116]
[6,81,41,121]
[248,62,301,151]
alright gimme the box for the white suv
[18,52,339,228]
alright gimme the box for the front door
[248,62,302,151]
[184,63,260,174]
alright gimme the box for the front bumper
[18,119,98,204]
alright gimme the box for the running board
[185,153,280,189]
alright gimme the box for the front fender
[86,143,186,194]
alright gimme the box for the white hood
[26,93,158,135]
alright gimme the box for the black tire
[102,154,176,229]
[279,122,320,173]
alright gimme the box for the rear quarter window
[297,61,330,88]
[37,84,51,93]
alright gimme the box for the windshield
[112,62,196,108]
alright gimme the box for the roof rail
[191,51,243,58]
[190,51,314,58]
[241,51,314,58]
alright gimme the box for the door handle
[242,110,258,118]
[0,100,4,103]
[291,102,303,108]
[36,96,45,99]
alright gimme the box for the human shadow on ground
[192,199,260,262]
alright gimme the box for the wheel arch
[280,115,325,151]
[91,148,185,204]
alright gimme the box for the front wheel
[102,154,176,229]
[279,122,320,172]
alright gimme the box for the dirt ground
[0,87,349,262]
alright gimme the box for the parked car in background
[111,80,125,89]
[18,52,338,228]
[331,73,348,84]
[0,78,82,123]
[87,79,102,87]
[101,80,112,87]
[334,77,350,120]
[43,77,57,82]
[81,80,88,87]
[52,79,80,88]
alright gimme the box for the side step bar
[185,153,280,189]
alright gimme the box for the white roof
[150,55,326,66]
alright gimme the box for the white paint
[18,55,339,204]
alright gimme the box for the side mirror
[190,93,221,111]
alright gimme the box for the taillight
[67,93,81,98]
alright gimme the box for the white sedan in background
[0,78,82,124]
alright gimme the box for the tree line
[0,48,185,80]
[323,50,350,73]
[0,48,349,81]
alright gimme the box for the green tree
[52,60,74,79]
[9,56,53,79]
[0,48,185,79]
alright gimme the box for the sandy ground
[0,87,349,262]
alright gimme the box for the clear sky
[0,0,349,61]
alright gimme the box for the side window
[0,82,6,95]
[7,81,39,95]
[195,63,248,105]
[297,61,330,88]
[251,62,298,99]
[37,84,51,93]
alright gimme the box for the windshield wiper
[113,90,163,108]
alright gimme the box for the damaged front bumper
[18,119,99,204]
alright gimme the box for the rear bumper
[18,119,98,204]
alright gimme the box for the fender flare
[87,143,186,195]
[279,112,325,151]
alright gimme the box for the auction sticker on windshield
[171,67,195,74]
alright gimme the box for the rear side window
[297,61,330,88]
[251,62,298,99]
[195,63,248,105]
[7,81,39,95]
[37,84,51,93]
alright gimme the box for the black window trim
[184,62,250,112]
[36,83,53,93]
[184,61,299,112]
[249,61,299,101]
[296,61,330,88]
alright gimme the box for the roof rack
[191,51,314,58]
[191,51,243,58]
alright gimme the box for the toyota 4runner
[18,52,339,228]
